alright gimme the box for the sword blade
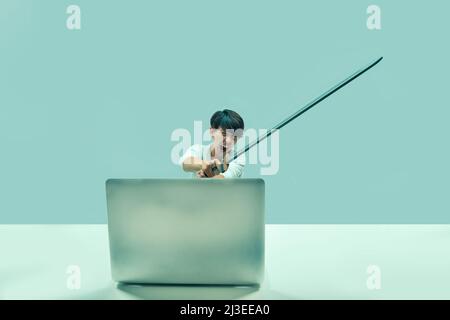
[229,56,383,163]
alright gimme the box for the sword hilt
[211,163,225,176]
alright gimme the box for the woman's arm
[182,156,205,172]
[183,157,221,177]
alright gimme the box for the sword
[211,56,383,176]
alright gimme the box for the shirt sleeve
[222,153,245,178]
[178,144,203,167]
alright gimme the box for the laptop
[105,178,265,285]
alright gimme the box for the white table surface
[1,224,450,299]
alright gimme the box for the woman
[179,109,245,178]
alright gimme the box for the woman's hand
[198,159,227,178]
[196,170,206,178]
[201,159,220,177]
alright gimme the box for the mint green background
[1,0,448,223]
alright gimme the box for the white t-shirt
[179,144,245,178]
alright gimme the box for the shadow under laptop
[116,282,260,300]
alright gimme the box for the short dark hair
[210,109,244,133]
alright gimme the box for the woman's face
[210,127,237,152]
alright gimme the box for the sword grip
[211,163,225,176]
